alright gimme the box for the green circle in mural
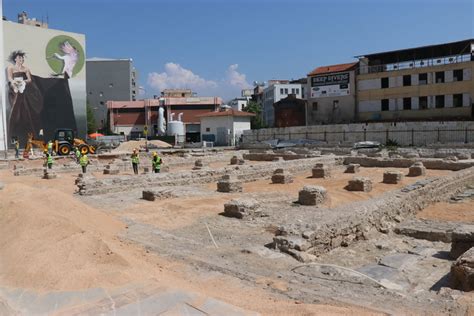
[45,35,84,78]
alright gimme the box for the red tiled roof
[307,62,358,76]
[196,109,255,118]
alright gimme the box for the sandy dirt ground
[0,164,383,315]
[417,201,474,222]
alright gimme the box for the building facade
[228,97,249,111]
[86,58,138,129]
[273,94,307,127]
[262,80,302,127]
[198,109,254,146]
[0,16,87,150]
[108,95,222,141]
[306,62,358,125]
[356,39,474,122]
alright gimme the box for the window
[312,102,318,111]
[453,94,463,107]
[280,88,284,94]
[435,71,445,83]
[291,88,295,94]
[205,127,210,132]
[435,95,445,108]
[419,73,428,85]
[403,75,411,86]
[403,98,411,110]
[419,96,428,109]
[296,88,300,95]
[381,99,389,111]
[453,69,463,82]
[99,101,105,105]
[381,77,389,88]
[284,88,288,94]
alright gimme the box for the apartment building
[356,39,474,122]
[306,62,358,124]
[262,80,302,127]
[86,58,138,129]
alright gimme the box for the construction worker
[80,153,89,173]
[131,148,139,175]
[47,140,53,155]
[151,151,162,173]
[75,147,81,164]
[45,152,53,169]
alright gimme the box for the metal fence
[242,128,474,147]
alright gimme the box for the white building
[228,97,249,111]
[262,82,302,127]
[198,109,254,146]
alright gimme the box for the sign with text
[310,72,350,98]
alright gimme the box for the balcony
[357,54,472,75]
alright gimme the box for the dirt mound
[113,139,172,153]
[0,183,134,291]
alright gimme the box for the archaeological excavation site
[1,141,474,315]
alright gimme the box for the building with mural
[0,13,87,150]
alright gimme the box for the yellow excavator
[23,128,95,158]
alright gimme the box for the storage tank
[167,120,185,137]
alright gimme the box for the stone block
[345,163,360,173]
[142,189,175,201]
[42,168,57,179]
[193,159,207,170]
[230,156,239,165]
[312,164,331,178]
[271,168,293,184]
[143,167,150,173]
[298,185,327,205]
[450,247,474,291]
[237,158,245,165]
[217,175,242,193]
[408,162,426,177]
[347,177,372,192]
[450,225,474,259]
[103,165,120,175]
[383,170,404,184]
[223,198,261,219]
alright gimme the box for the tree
[86,102,96,134]
[243,101,266,129]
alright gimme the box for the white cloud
[147,62,217,92]
[226,64,251,89]
[146,62,251,100]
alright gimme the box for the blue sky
[4,0,473,101]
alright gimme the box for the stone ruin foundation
[217,175,242,193]
[383,170,404,184]
[408,162,426,177]
[298,185,327,206]
[312,163,331,179]
[193,159,207,170]
[345,163,360,173]
[103,164,120,175]
[450,247,474,292]
[346,176,372,192]
[142,188,176,201]
[450,226,474,259]
[271,168,293,184]
[223,198,262,219]
[42,168,57,179]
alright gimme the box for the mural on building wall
[5,30,85,145]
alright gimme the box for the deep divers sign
[310,72,350,98]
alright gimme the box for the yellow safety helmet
[152,152,157,156]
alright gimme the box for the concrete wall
[241,121,474,146]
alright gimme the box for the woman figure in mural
[48,41,78,79]
[7,50,43,142]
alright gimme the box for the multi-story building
[356,39,474,122]
[228,97,249,111]
[161,89,193,98]
[306,62,358,125]
[86,58,138,130]
[17,11,48,28]
[262,80,302,127]
[108,94,222,141]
